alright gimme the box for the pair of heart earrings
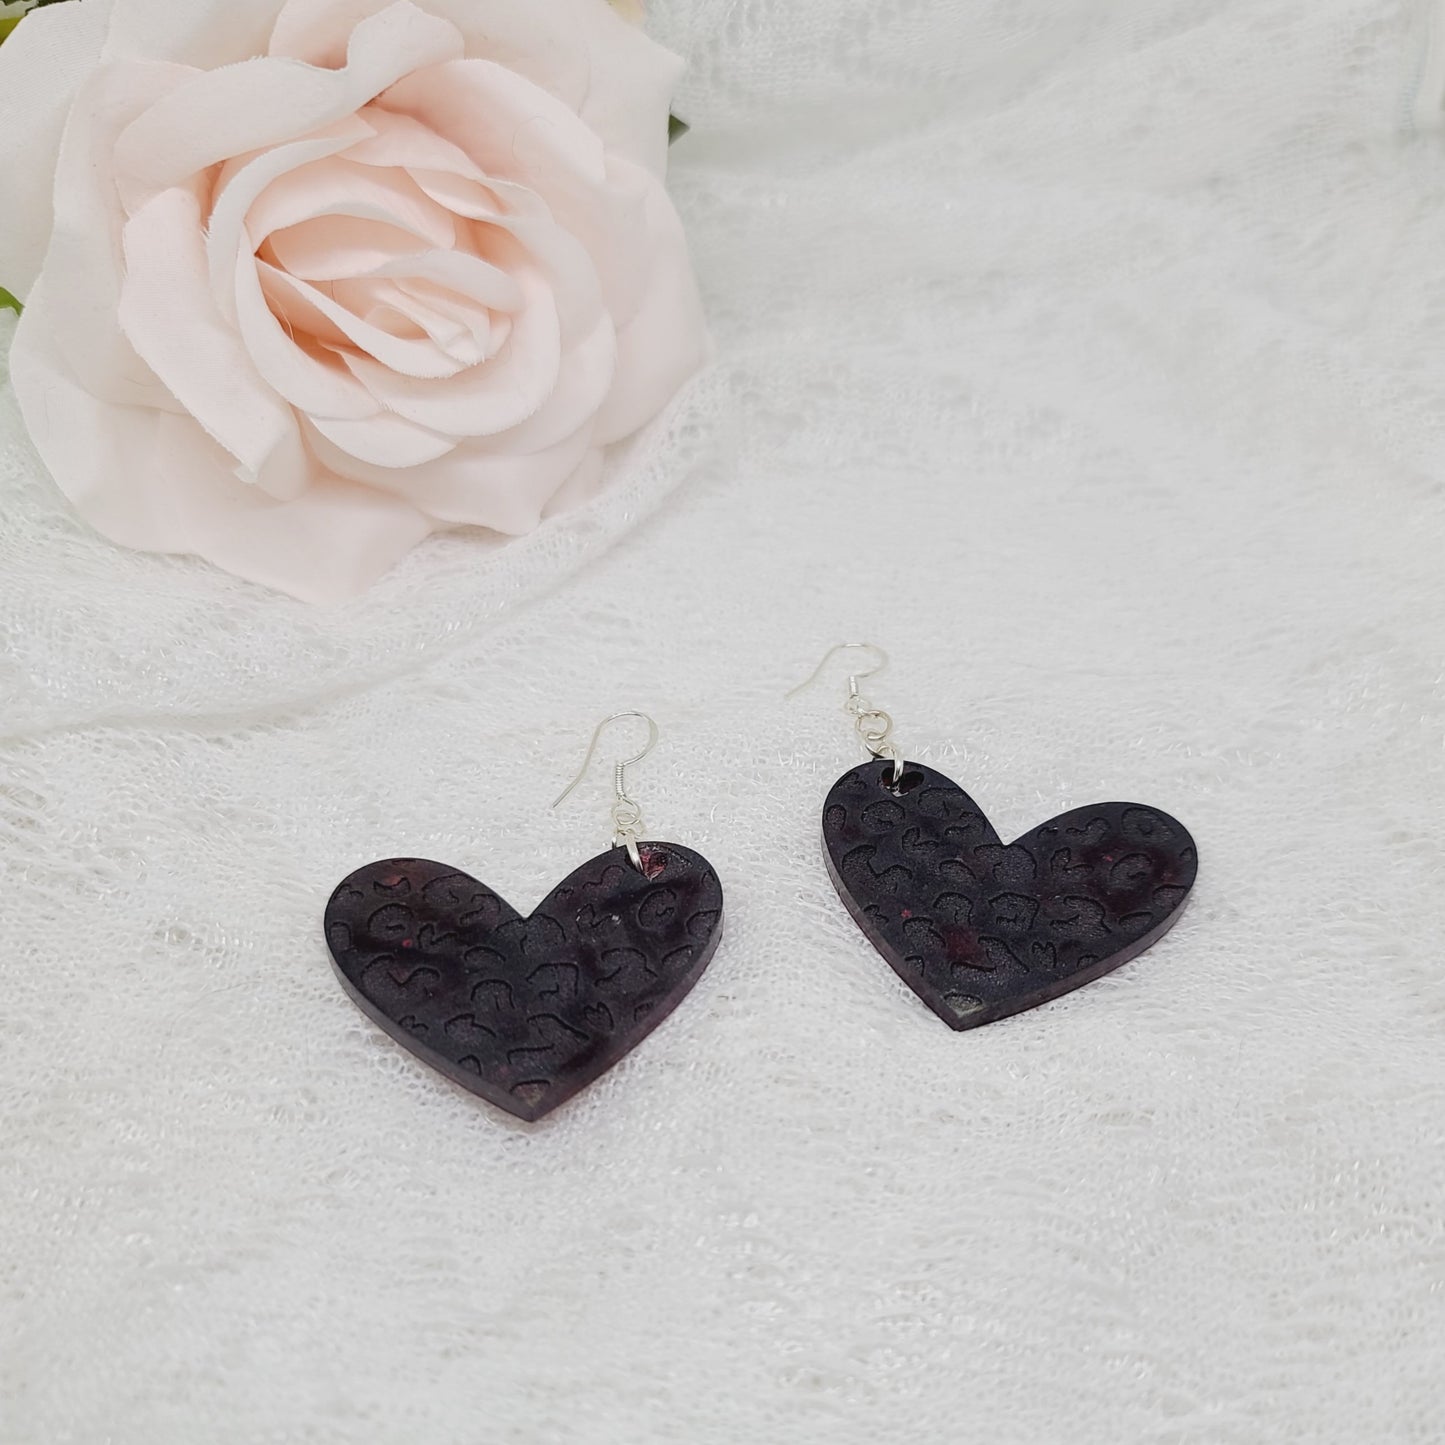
[324,644,1199,1121]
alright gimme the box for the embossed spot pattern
[324,844,724,1120]
[822,760,1197,1029]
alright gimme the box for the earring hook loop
[786,643,904,784]
[552,711,659,869]
[785,642,889,702]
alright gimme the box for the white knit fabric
[3,1,1445,1440]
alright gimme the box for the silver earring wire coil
[552,711,660,870]
[787,643,904,784]
[784,641,890,702]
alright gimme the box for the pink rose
[0,0,705,601]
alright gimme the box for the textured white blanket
[3,1,1444,1440]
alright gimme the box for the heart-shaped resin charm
[822,759,1196,1029]
[324,843,723,1120]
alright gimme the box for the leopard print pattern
[324,844,724,1119]
[822,760,1196,1029]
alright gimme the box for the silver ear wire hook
[787,643,904,783]
[785,641,890,703]
[552,711,659,870]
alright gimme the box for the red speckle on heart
[901,908,913,919]
[323,849,726,1120]
[943,928,989,969]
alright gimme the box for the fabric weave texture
[2,1,1444,1441]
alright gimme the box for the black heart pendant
[822,759,1196,1029]
[324,843,724,1120]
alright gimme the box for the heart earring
[788,645,1198,1030]
[324,712,725,1121]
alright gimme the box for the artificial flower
[0,0,705,600]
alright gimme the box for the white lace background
[4,0,1445,1439]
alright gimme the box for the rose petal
[353,278,473,350]
[593,176,707,443]
[303,414,597,531]
[265,215,429,280]
[345,279,487,363]
[12,277,432,603]
[10,0,705,603]
[381,276,505,358]
[257,263,357,350]
[233,252,379,419]
[103,0,283,70]
[381,57,607,193]
[271,0,683,175]
[31,59,189,406]
[205,121,375,320]
[569,6,681,178]
[342,103,487,181]
[270,0,401,65]
[586,156,660,326]
[120,186,312,499]
[259,263,462,378]
[404,168,506,225]
[113,1,465,192]
[540,444,605,518]
[187,473,435,604]
[0,0,111,299]
[242,155,458,252]
[307,408,457,468]
[410,136,648,327]
[413,188,605,349]
[340,264,561,432]
[477,310,615,456]
[349,247,524,314]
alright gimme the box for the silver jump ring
[611,798,643,831]
[786,645,907,789]
[855,708,893,744]
[553,711,659,874]
[872,740,905,785]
